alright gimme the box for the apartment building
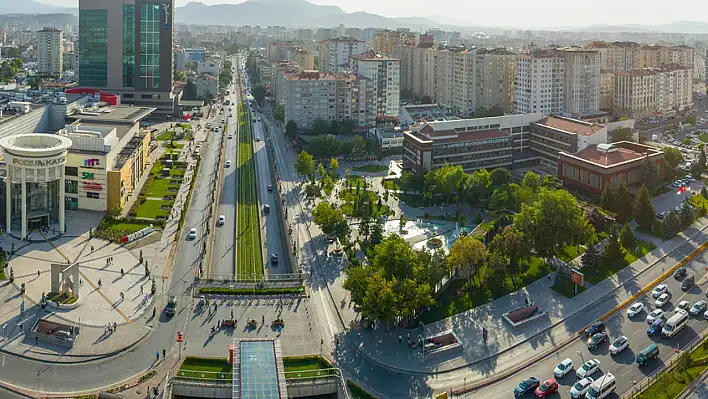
[371,29,417,55]
[585,41,694,72]
[515,49,565,115]
[600,72,614,111]
[530,115,608,171]
[289,49,315,70]
[37,27,63,76]
[281,71,376,131]
[435,47,477,117]
[392,38,436,101]
[475,48,517,113]
[267,41,296,62]
[613,67,693,120]
[318,37,366,73]
[270,61,302,107]
[294,28,313,41]
[559,47,600,115]
[349,51,400,119]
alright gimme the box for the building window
[65,180,78,194]
[139,4,161,89]
[78,9,108,87]
[86,192,99,199]
[65,166,78,176]
[123,4,135,87]
[123,93,134,99]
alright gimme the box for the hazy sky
[39,0,708,28]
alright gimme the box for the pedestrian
[37,270,40,277]
[91,246,94,252]
[398,334,402,343]
[140,285,144,294]
[80,278,82,286]
[98,279,102,287]
[35,336,38,344]
[407,332,410,340]
[121,268,124,277]
[162,348,166,359]
[113,322,117,331]
[230,309,233,319]
[153,307,156,318]
[156,350,160,361]
[120,292,124,300]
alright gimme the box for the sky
[38,0,708,28]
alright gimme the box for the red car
[535,379,558,398]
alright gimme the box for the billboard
[571,269,584,286]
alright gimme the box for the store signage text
[84,159,100,167]
[439,138,509,149]
[162,4,171,29]
[13,157,65,167]
[83,182,102,192]
[82,172,95,180]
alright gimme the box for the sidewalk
[331,217,708,375]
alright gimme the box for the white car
[576,359,601,379]
[225,161,231,167]
[677,300,691,311]
[652,284,669,298]
[570,377,595,399]
[609,336,629,355]
[655,293,670,308]
[187,228,197,240]
[646,308,665,324]
[554,358,574,378]
[256,136,261,141]
[217,215,225,226]
[627,303,644,318]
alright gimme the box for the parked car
[587,333,608,350]
[514,377,540,398]
[585,321,605,337]
[646,309,665,324]
[554,358,574,378]
[674,267,687,279]
[570,377,595,399]
[682,276,695,290]
[691,300,708,316]
[677,300,691,311]
[627,303,645,318]
[534,379,558,398]
[576,359,601,379]
[610,336,629,355]
[647,318,665,336]
[651,284,669,298]
[655,293,670,308]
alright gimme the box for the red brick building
[558,141,664,193]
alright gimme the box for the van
[636,344,659,367]
[662,309,689,338]
[682,275,695,290]
[585,373,616,399]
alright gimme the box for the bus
[662,309,689,338]
[585,373,616,399]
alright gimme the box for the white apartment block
[282,71,376,131]
[515,49,565,115]
[559,47,600,115]
[585,41,694,72]
[475,48,517,113]
[349,51,400,118]
[435,47,477,117]
[612,67,693,120]
[37,28,63,76]
[318,37,366,73]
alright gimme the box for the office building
[37,28,63,76]
[559,47,600,115]
[318,37,366,73]
[78,0,178,118]
[349,51,400,119]
[558,141,664,193]
[530,115,607,171]
[515,49,565,114]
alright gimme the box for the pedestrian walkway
[329,217,708,375]
[120,146,167,219]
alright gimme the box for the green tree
[581,242,599,270]
[600,184,615,211]
[691,161,703,179]
[304,183,321,198]
[640,155,658,189]
[251,84,266,105]
[680,203,694,228]
[274,105,285,122]
[634,185,655,230]
[482,252,508,297]
[218,70,232,87]
[360,270,398,324]
[663,147,684,170]
[311,119,329,135]
[610,127,634,142]
[370,217,384,244]
[295,150,315,178]
[619,222,635,248]
[317,163,327,180]
[174,70,186,81]
[352,136,366,153]
[488,184,521,212]
[183,80,197,99]
[490,227,531,288]
[329,157,339,171]
[700,149,707,168]
[448,235,487,288]
[514,188,588,258]
[602,224,625,262]
[312,201,350,241]
[684,116,697,126]
[464,169,492,204]
[372,234,423,281]
[340,119,357,134]
[663,210,682,237]
[490,168,512,187]
[522,171,541,193]
[306,135,341,158]
[285,121,298,139]
[541,175,558,188]
[613,181,634,223]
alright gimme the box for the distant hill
[0,0,75,15]
[175,0,442,29]
[573,20,708,34]
[0,13,77,28]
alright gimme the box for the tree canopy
[251,84,266,105]
[611,127,634,142]
[312,201,350,241]
[294,150,314,178]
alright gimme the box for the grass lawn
[583,240,656,285]
[551,279,587,298]
[699,133,708,143]
[420,256,552,324]
[94,218,157,242]
[155,130,176,141]
[345,175,366,187]
[348,381,379,399]
[338,189,388,218]
[178,357,232,380]
[237,102,263,279]
[638,219,668,240]
[283,356,334,378]
[353,164,388,173]
[638,341,708,399]
[558,245,586,263]
[47,292,79,304]
[135,199,172,219]
[382,179,400,191]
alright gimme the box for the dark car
[534,379,558,398]
[647,318,665,336]
[514,377,539,398]
[271,253,279,264]
[682,275,695,291]
[587,332,608,349]
[585,321,605,337]
[165,296,177,316]
[674,267,687,280]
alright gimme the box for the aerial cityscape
[3,1,708,399]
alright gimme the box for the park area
[128,157,188,220]
[237,102,264,279]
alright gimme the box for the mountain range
[0,0,75,15]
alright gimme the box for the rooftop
[564,141,662,168]
[67,105,155,125]
[233,339,287,399]
[535,116,604,136]
[477,47,516,56]
[416,125,511,142]
[285,71,363,81]
[350,51,399,61]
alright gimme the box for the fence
[171,370,231,386]
[200,273,304,284]
[621,327,708,398]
